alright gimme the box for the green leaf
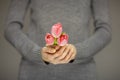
[54,38,58,45]
[62,32,66,35]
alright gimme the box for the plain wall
[0,0,120,80]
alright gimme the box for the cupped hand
[52,44,77,64]
[41,45,60,63]
[41,44,77,64]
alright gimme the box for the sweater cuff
[25,44,45,64]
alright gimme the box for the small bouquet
[45,22,69,46]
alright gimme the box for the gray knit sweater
[4,0,111,80]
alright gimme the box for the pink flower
[51,22,62,38]
[45,33,54,46]
[45,22,69,46]
[57,33,69,46]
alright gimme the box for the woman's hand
[41,44,77,64]
[52,44,77,64]
[41,45,59,63]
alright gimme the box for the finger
[57,45,70,60]
[46,45,60,52]
[44,52,56,63]
[41,53,50,62]
[57,60,68,64]
[43,46,56,53]
[50,59,60,65]
[65,47,73,61]
[53,58,68,64]
[58,47,73,63]
[52,45,67,59]
[67,50,76,63]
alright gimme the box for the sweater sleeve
[74,0,112,61]
[4,0,45,65]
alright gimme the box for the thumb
[45,45,56,53]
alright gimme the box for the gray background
[0,0,120,80]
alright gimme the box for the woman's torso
[26,0,92,47]
[19,0,98,80]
